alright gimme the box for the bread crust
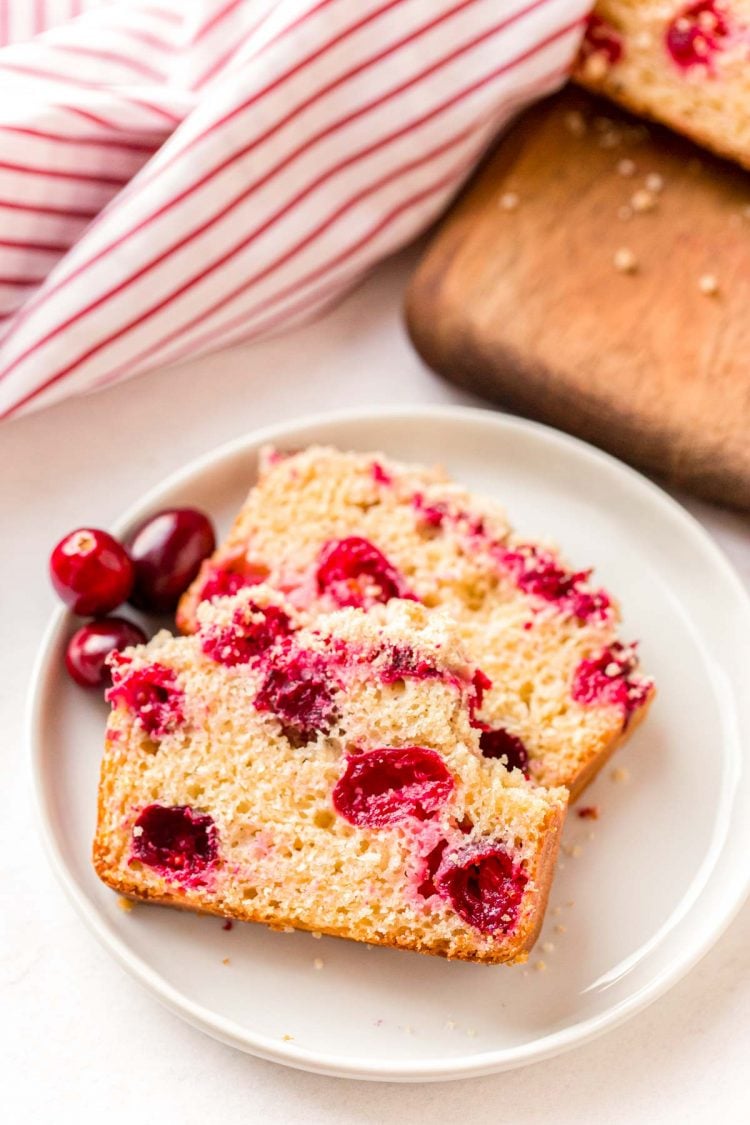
[575,75,750,171]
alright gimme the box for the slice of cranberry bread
[94,587,566,964]
[575,1,750,169]
[177,447,654,799]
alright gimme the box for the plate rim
[28,403,750,1082]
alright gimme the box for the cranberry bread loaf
[575,1,750,169]
[178,447,654,800]
[94,587,566,963]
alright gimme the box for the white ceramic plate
[30,406,750,1082]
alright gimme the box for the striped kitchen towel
[0,0,590,420]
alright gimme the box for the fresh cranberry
[572,643,651,725]
[201,601,293,666]
[107,662,185,737]
[417,838,449,898]
[666,1,730,71]
[316,537,415,608]
[126,508,216,613]
[435,842,528,934]
[254,649,338,746]
[50,528,133,616]
[581,13,623,64]
[498,546,610,623]
[65,617,146,688]
[131,804,217,879]
[198,559,269,604]
[333,747,454,828]
[479,728,529,774]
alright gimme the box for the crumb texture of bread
[177,447,654,796]
[575,1,750,169]
[95,588,566,964]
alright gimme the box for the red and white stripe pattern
[0,0,590,419]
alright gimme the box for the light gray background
[2,247,748,1124]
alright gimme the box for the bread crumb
[222,957,230,965]
[445,1019,456,1030]
[551,905,562,916]
[577,805,599,820]
[466,1027,477,1038]
[310,931,322,939]
[534,960,547,972]
[611,766,630,783]
[583,53,608,81]
[698,274,719,296]
[499,191,519,212]
[403,1024,414,1035]
[565,900,576,908]
[541,941,555,954]
[282,1034,294,1041]
[645,172,664,193]
[564,110,587,136]
[571,844,584,858]
[313,957,324,970]
[617,158,636,177]
[554,923,567,935]
[613,247,637,273]
[631,188,656,213]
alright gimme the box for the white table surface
[2,246,748,1125]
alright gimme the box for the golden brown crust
[574,74,750,172]
[565,690,654,803]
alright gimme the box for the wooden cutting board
[405,88,750,511]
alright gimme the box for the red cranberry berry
[417,838,449,898]
[201,601,293,666]
[50,528,133,616]
[412,493,448,529]
[316,537,415,608]
[379,644,442,684]
[469,668,493,726]
[479,728,529,774]
[126,508,216,613]
[65,617,146,688]
[435,842,528,934]
[572,643,651,726]
[131,804,217,879]
[333,747,454,828]
[371,461,392,485]
[198,559,269,605]
[254,649,338,746]
[107,662,185,737]
[666,1,730,71]
[581,13,624,65]
[498,546,610,623]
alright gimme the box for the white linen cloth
[0,0,590,419]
